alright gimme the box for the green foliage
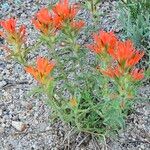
[81,0,101,23]
[120,0,150,20]
[118,0,150,76]
[119,12,150,48]
[82,0,101,13]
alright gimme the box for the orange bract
[52,0,79,22]
[112,40,144,68]
[0,18,16,34]
[0,18,26,44]
[87,30,118,55]
[70,97,77,107]
[100,66,123,79]
[0,31,4,37]
[25,57,55,84]
[71,20,85,31]
[32,8,61,35]
[130,68,144,81]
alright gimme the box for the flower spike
[52,0,79,22]
[100,66,123,79]
[0,18,26,45]
[25,57,55,84]
[87,30,118,55]
[111,40,144,68]
[32,8,61,35]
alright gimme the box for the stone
[0,80,7,88]
[11,121,27,132]
[0,127,4,134]
[0,109,2,116]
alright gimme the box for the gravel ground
[0,0,150,149]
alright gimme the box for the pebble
[0,80,7,88]
[0,127,5,134]
[11,121,27,132]
[0,109,2,116]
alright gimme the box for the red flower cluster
[0,18,26,45]
[32,8,61,35]
[111,40,144,68]
[32,0,84,35]
[100,65,123,79]
[87,31,118,55]
[88,30,144,81]
[25,57,55,84]
[52,0,79,21]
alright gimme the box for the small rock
[140,144,145,149]
[0,127,4,134]
[1,123,6,128]
[0,109,2,116]
[11,121,27,132]
[0,80,7,88]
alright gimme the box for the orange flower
[100,65,123,79]
[126,51,144,68]
[32,8,61,35]
[87,30,118,55]
[111,40,144,68]
[0,31,4,37]
[0,18,26,44]
[71,20,85,31]
[52,0,79,22]
[130,68,144,81]
[25,57,55,84]
[70,97,77,107]
[0,18,16,34]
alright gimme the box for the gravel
[0,0,149,149]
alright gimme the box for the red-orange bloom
[100,65,123,79]
[0,18,26,44]
[111,40,144,68]
[71,20,85,31]
[25,57,55,84]
[87,30,118,55]
[52,0,79,22]
[0,18,16,34]
[32,8,61,35]
[130,68,144,81]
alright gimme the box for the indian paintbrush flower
[87,30,118,55]
[0,18,26,46]
[88,30,144,81]
[111,40,144,69]
[52,0,79,22]
[25,57,55,84]
[100,65,123,79]
[52,0,85,32]
[32,8,61,35]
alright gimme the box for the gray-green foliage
[118,0,150,49]
[119,10,150,48]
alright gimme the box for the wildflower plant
[0,18,27,64]
[0,0,146,140]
